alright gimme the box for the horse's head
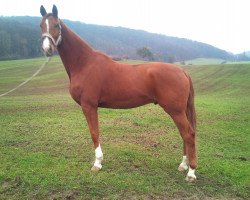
[40,5,62,57]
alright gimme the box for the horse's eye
[54,24,59,28]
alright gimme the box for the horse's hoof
[91,165,102,172]
[185,175,197,183]
[178,163,188,172]
[178,165,187,172]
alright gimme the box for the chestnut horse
[40,5,197,182]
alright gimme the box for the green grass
[177,58,226,65]
[0,57,249,199]
[178,57,250,65]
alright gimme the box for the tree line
[0,16,238,62]
[0,17,41,60]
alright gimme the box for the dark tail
[186,73,196,132]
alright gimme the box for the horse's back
[133,62,189,92]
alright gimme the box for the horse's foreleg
[82,104,103,172]
[178,155,189,172]
[178,141,189,171]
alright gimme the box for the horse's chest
[69,84,82,105]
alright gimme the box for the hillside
[0,16,234,61]
[236,51,250,61]
[244,51,250,57]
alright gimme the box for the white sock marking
[95,145,103,159]
[179,155,189,171]
[93,144,103,169]
[187,167,196,179]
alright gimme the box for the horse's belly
[98,95,154,109]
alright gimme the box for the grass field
[0,57,249,199]
[177,58,226,65]
[177,57,250,65]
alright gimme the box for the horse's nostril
[43,46,53,57]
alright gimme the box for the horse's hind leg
[169,111,197,182]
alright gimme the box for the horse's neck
[57,22,94,77]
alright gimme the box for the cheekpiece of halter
[41,23,62,48]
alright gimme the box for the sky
[1,0,249,54]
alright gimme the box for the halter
[41,22,62,48]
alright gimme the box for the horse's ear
[52,5,58,18]
[40,5,47,17]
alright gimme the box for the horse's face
[40,5,61,57]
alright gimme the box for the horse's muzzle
[42,37,55,57]
[44,47,53,57]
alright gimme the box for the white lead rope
[0,57,51,97]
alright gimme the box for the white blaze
[45,19,49,32]
[42,37,50,50]
[42,19,50,50]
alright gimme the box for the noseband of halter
[41,22,62,48]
